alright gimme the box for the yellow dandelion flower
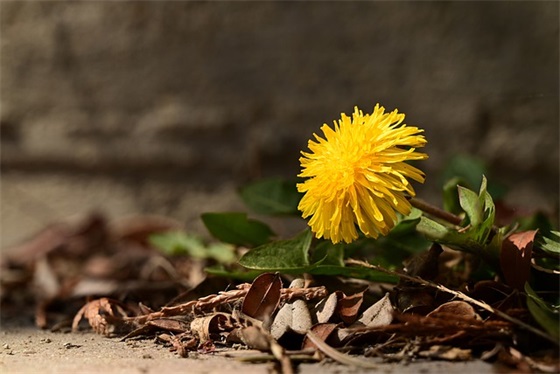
[297,104,428,244]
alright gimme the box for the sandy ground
[0,321,506,374]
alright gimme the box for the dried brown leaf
[301,323,338,350]
[240,325,272,351]
[427,301,482,321]
[395,286,435,314]
[352,292,394,328]
[314,293,338,324]
[500,230,537,290]
[191,313,234,341]
[403,243,443,280]
[336,290,365,325]
[271,299,312,339]
[72,297,131,336]
[242,272,282,321]
[147,318,190,333]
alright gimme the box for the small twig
[409,197,463,226]
[306,330,378,369]
[346,259,558,345]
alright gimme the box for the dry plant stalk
[127,283,328,325]
[346,259,557,345]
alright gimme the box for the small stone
[63,342,81,349]
[40,338,52,344]
[3,343,10,349]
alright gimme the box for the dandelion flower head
[297,104,428,244]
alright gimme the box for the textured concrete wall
[1,2,558,247]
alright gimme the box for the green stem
[409,197,463,226]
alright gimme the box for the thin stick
[346,259,558,345]
[408,197,463,226]
[306,330,378,369]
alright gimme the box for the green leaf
[238,229,312,270]
[458,185,481,227]
[416,216,463,244]
[201,212,275,247]
[240,178,302,215]
[417,177,499,269]
[525,283,560,340]
[311,241,345,266]
[149,231,236,263]
[538,231,560,256]
[150,232,207,257]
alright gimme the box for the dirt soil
[0,319,507,374]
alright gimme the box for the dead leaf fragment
[271,278,313,339]
[314,293,338,324]
[500,230,537,290]
[352,292,393,328]
[270,299,313,339]
[336,290,364,325]
[242,273,282,321]
[191,313,233,341]
[427,301,482,321]
[72,297,131,336]
[418,345,472,361]
[240,325,272,351]
[301,323,338,350]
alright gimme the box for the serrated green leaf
[201,212,274,247]
[525,283,560,340]
[238,229,312,270]
[240,178,302,215]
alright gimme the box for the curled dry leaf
[271,278,313,339]
[242,273,282,321]
[72,297,131,336]
[271,299,313,339]
[314,293,339,324]
[500,230,537,290]
[191,313,234,342]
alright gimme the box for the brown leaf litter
[1,213,559,373]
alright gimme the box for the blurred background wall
[1,1,558,248]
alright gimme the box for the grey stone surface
[1,2,558,248]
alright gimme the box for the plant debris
[2,163,559,373]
